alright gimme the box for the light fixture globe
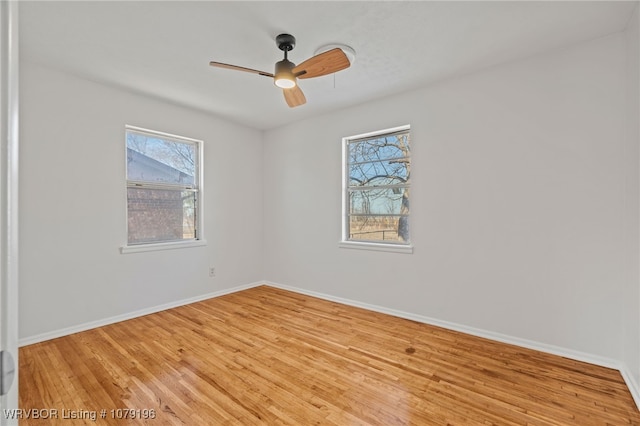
[274,58,296,88]
[274,76,296,89]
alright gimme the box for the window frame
[340,125,413,254]
[121,125,206,254]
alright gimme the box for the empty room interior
[5,0,640,424]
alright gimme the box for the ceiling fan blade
[293,48,350,79]
[283,85,306,108]
[209,61,274,78]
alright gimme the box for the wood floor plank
[18,285,640,425]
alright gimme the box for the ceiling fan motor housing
[275,59,294,75]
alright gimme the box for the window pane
[349,159,409,187]
[348,133,410,164]
[349,188,408,215]
[127,188,196,244]
[127,132,196,186]
[348,215,409,243]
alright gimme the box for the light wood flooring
[19,285,640,425]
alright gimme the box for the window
[342,125,412,252]
[124,126,203,250]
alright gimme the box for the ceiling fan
[209,34,351,108]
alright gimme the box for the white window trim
[121,125,206,253]
[340,124,413,254]
[338,240,413,254]
[121,239,207,254]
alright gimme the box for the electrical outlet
[209,267,216,278]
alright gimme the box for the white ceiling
[20,1,637,130]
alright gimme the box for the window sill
[120,239,207,254]
[338,241,413,254]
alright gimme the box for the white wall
[624,4,640,394]
[19,62,264,341]
[263,34,629,362]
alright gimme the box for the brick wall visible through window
[127,188,195,244]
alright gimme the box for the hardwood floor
[19,285,640,425]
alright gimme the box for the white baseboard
[264,280,640,411]
[18,281,264,347]
[621,366,640,410]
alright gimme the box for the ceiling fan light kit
[274,60,296,88]
[274,70,296,88]
[209,33,352,108]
